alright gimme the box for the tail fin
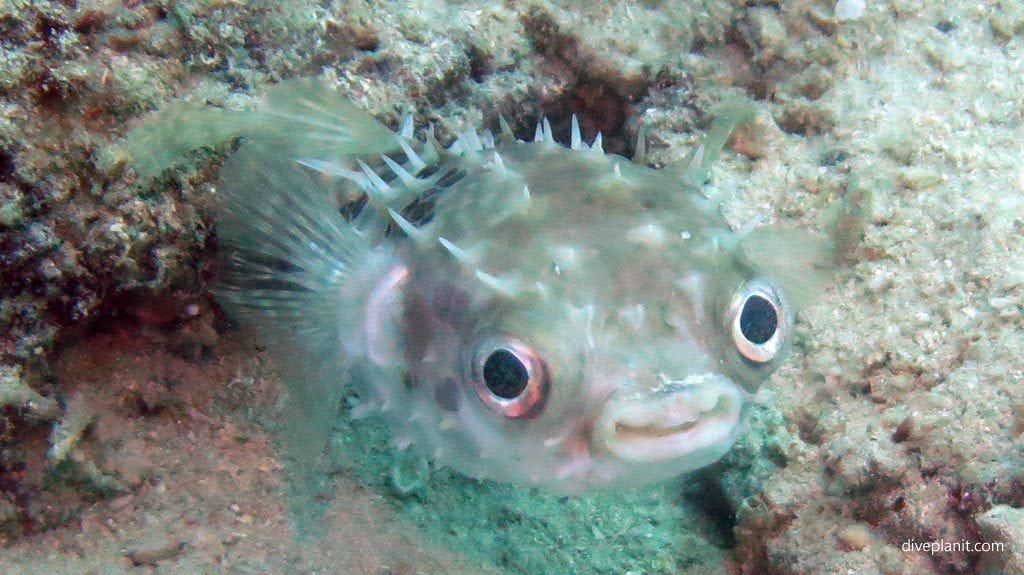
[124,102,242,180]
[124,79,399,180]
[249,79,398,160]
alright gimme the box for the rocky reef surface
[1,1,1022,573]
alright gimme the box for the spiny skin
[373,139,786,490]
[127,80,833,493]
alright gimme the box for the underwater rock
[977,505,1024,575]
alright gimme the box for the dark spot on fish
[432,283,469,326]
[399,188,441,227]
[388,167,465,233]
[435,377,460,412]
[401,370,416,389]
[436,167,465,188]
[403,294,433,363]
[416,163,440,178]
[339,193,368,221]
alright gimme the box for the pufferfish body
[129,80,835,493]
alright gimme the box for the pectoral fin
[739,227,835,313]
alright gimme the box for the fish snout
[592,373,746,463]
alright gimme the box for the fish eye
[472,337,548,418]
[729,280,786,364]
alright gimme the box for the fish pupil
[740,295,778,345]
[483,349,529,399]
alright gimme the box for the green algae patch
[329,405,730,575]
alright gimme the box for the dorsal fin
[679,98,757,187]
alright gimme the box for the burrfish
[127,79,835,493]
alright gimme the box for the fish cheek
[403,291,434,365]
[402,281,474,366]
[431,281,470,327]
[404,283,473,408]
[434,377,461,413]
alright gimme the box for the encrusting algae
[126,78,837,494]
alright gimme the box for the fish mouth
[594,374,745,463]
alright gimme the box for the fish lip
[593,374,745,463]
